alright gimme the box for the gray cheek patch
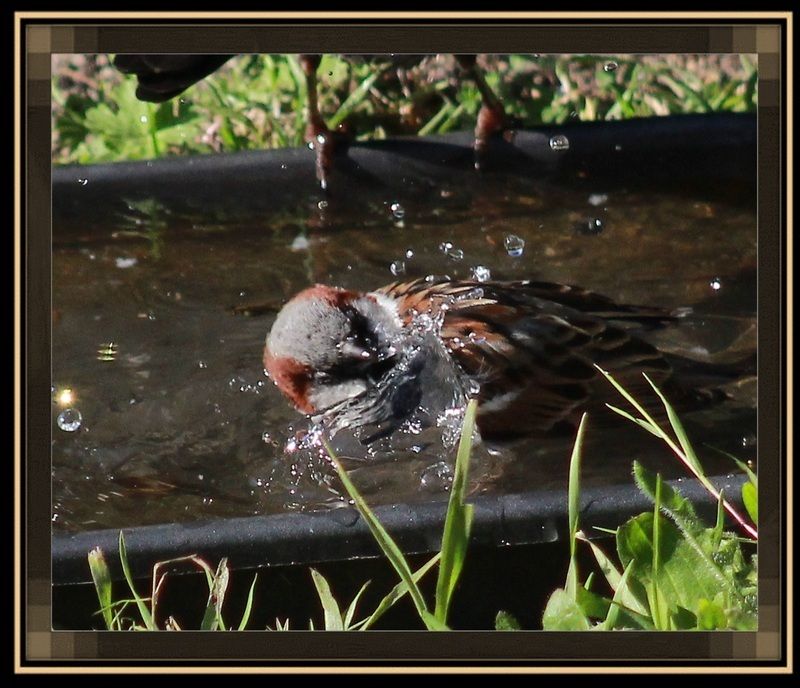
[267,298,350,367]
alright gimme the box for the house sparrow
[263,277,700,443]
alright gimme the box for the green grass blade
[343,581,371,630]
[327,71,381,128]
[643,373,704,476]
[742,481,758,525]
[325,441,433,628]
[568,413,588,562]
[87,547,114,629]
[310,568,344,631]
[117,531,155,630]
[434,399,478,624]
[237,574,258,631]
[358,552,441,631]
[578,534,649,617]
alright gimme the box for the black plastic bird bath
[51,113,757,629]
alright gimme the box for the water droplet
[317,200,328,210]
[604,61,619,72]
[390,202,405,219]
[588,193,608,207]
[290,234,310,251]
[710,277,723,291]
[549,134,570,151]
[261,431,272,444]
[280,163,287,170]
[390,260,406,276]
[438,241,463,261]
[139,115,148,124]
[316,133,327,145]
[198,361,207,369]
[405,249,414,259]
[614,143,623,152]
[503,234,526,257]
[115,257,138,269]
[77,178,88,186]
[577,217,604,235]
[471,265,491,282]
[57,408,82,432]
[420,460,453,491]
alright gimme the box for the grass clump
[86,378,757,631]
[53,53,757,165]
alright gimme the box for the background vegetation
[52,53,757,165]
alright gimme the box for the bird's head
[264,285,403,415]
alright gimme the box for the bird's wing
[113,55,233,102]
[380,278,673,438]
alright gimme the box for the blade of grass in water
[325,441,441,630]
[434,399,478,624]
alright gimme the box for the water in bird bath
[52,167,756,532]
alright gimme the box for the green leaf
[542,588,591,630]
[237,574,258,631]
[117,531,155,630]
[643,373,705,477]
[200,558,230,631]
[326,442,434,628]
[742,481,758,525]
[632,461,703,537]
[696,598,727,629]
[358,553,440,631]
[434,399,478,624]
[343,581,371,630]
[310,568,344,631]
[580,535,650,618]
[87,547,114,630]
[494,610,522,630]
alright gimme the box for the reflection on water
[52,172,757,532]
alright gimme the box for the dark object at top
[114,54,233,102]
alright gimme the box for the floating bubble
[420,460,453,491]
[390,202,405,219]
[317,200,328,210]
[470,265,491,282]
[503,234,526,257]
[390,260,406,276]
[57,408,82,432]
[710,277,722,291]
[577,217,604,235]
[405,249,414,259]
[604,61,619,72]
[549,134,570,151]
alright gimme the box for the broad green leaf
[618,514,718,611]
[742,481,758,525]
[632,461,703,537]
[87,547,114,629]
[542,588,592,630]
[310,568,344,631]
